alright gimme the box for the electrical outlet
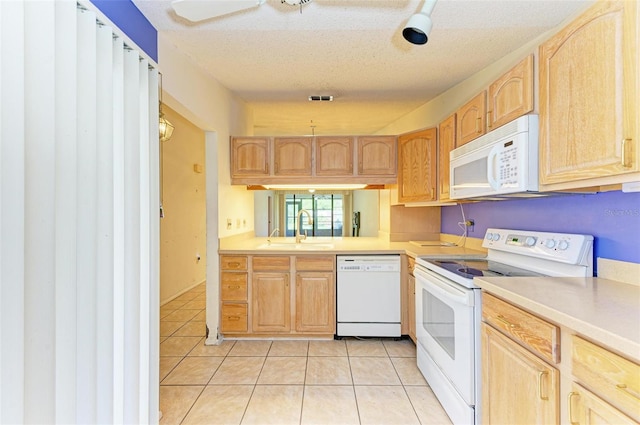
[466,219,475,232]
[226,219,232,230]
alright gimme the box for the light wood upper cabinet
[357,136,397,176]
[482,323,560,425]
[488,54,534,131]
[398,127,438,203]
[315,136,353,176]
[456,92,487,147]
[231,137,270,178]
[539,0,639,189]
[274,137,312,176]
[230,135,397,184]
[438,114,455,201]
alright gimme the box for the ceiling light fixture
[158,73,174,143]
[403,0,437,45]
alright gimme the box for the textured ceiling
[134,0,593,135]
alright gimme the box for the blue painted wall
[442,190,640,273]
[90,0,157,62]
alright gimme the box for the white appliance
[450,114,539,200]
[415,228,594,424]
[337,255,401,337]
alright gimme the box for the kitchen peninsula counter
[475,275,640,362]
[218,235,486,258]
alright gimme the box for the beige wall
[160,105,207,303]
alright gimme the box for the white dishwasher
[336,255,401,337]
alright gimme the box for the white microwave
[450,114,539,200]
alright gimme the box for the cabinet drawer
[221,303,247,333]
[295,255,334,271]
[482,293,559,364]
[221,272,248,301]
[253,256,290,270]
[572,335,640,422]
[221,255,247,271]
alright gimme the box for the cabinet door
[357,136,397,176]
[438,114,455,201]
[274,137,312,176]
[488,54,534,131]
[539,1,638,187]
[231,137,270,178]
[252,272,290,332]
[456,92,486,146]
[316,136,354,176]
[295,272,335,333]
[398,128,437,203]
[482,323,559,425]
[568,383,638,425]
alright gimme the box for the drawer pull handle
[538,371,549,401]
[226,316,240,321]
[567,391,579,425]
[227,285,241,289]
[228,262,240,268]
[621,138,632,168]
[616,383,640,400]
[496,315,517,328]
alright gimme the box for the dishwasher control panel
[337,256,401,272]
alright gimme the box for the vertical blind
[0,1,160,423]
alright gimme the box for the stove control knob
[545,239,557,249]
[525,236,537,247]
[558,240,570,251]
[486,232,494,241]
[491,233,501,241]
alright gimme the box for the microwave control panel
[497,140,518,184]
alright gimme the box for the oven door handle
[414,267,474,306]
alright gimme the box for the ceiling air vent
[308,95,334,102]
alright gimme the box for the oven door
[414,265,479,405]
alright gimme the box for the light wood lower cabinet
[405,255,416,343]
[221,254,335,336]
[295,271,335,333]
[220,255,249,333]
[568,383,638,425]
[481,323,560,424]
[252,271,291,332]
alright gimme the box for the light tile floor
[159,283,453,425]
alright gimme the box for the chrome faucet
[295,209,313,243]
[267,228,279,245]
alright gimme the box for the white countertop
[218,236,486,258]
[474,276,640,362]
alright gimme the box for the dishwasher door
[336,255,401,337]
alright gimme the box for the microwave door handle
[487,145,501,190]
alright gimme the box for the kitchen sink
[257,242,335,250]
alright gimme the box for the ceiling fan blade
[172,0,266,22]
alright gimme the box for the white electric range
[414,228,594,424]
